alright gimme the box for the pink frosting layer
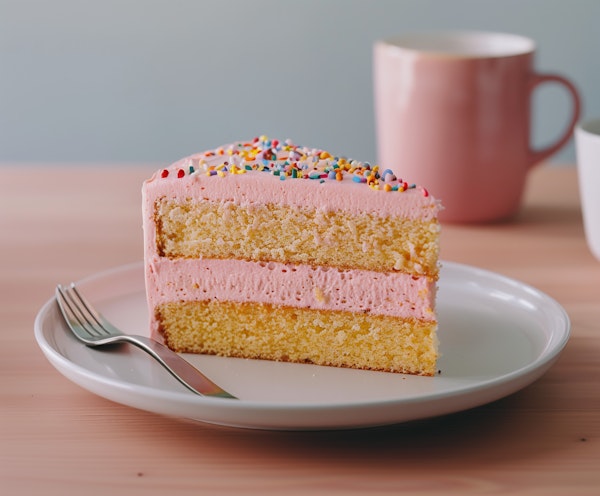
[144,170,440,220]
[145,258,436,320]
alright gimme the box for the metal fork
[55,284,237,399]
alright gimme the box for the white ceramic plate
[34,261,570,430]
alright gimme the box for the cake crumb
[313,287,329,304]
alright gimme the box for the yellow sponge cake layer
[157,300,438,376]
[155,198,440,277]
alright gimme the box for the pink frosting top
[142,136,442,220]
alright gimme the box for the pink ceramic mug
[374,31,581,223]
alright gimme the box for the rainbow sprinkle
[160,136,428,196]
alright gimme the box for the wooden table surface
[1,164,598,495]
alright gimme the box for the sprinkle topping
[160,136,428,195]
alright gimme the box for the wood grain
[1,164,598,495]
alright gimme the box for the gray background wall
[1,0,598,165]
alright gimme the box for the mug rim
[379,30,535,59]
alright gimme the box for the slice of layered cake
[142,136,442,375]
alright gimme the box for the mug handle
[528,73,581,167]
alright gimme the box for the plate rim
[33,260,571,428]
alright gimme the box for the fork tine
[57,284,103,338]
[56,285,83,332]
[56,285,79,327]
[68,284,110,335]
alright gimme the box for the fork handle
[123,335,237,399]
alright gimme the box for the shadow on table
[163,338,592,470]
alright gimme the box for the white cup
[575,119,600,261]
